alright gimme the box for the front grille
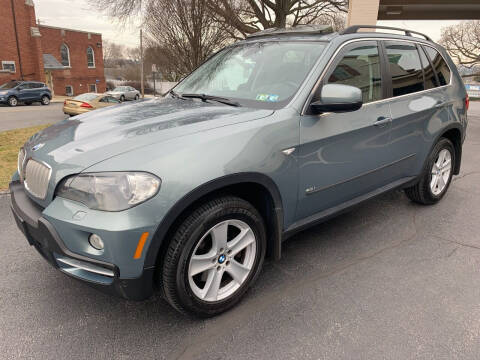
[24,159,51,199]
[17,148,26,180]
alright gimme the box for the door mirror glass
[310,84,363,114]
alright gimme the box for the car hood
[24,97,273,186]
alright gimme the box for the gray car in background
[106,86,140,102]
[10,25,468,317]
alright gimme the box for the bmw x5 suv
[10,25,468,316]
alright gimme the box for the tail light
[80,102,93,108]
[63,100,66,105]
[465,94,470,111]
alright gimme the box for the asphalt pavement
[0,102,67,132]
[0,103,480,359]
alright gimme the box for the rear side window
[327,42,382,104]
[385,41,424,97]
[418,47,438,89]
[424,46,451,86]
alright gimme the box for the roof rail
[247,25,333,39]
[340,25,432,42]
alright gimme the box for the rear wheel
[161,196,266,317]
[120,95,125,102]
[40,95,50,105]
[134,94,139,100]
[7,96,18,107]
[405,138,455,205]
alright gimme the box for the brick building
[0,0,106,96]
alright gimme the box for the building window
[60,44,70,67]
[65,85,73,96]
[89,84,97,92]
[2,61,16,73]
[87,47,95,68]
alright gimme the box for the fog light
[89,234,104,250]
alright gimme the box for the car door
[16,83,31,101]
[296,40,395,221]
[383,40,451,178]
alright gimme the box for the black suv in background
[0,80,52,106]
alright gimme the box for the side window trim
[420,44,441,87]
[414,43,427,89]
[378,40,392,99]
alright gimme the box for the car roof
[241,24,435,46]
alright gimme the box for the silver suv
[10,25,468,317]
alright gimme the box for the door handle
[374,117,392,127]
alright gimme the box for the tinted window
[327,42,382,103]
[0,81,20,89]
[385,41,424,96]
[418,48,438,89]
[424,46,450,86]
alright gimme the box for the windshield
[0,81,21,89]
[73,93,99,102]
[174,41,326,109]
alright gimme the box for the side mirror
[310,84,363,114]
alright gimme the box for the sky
[34,0,461,49]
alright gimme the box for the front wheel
[405,138,455,205]
[161,196,266,317]
[40,95,50,105]
[120,95,125,102]
[134,94,139,100]
[8,96,18,107]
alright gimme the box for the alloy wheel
[430,148,452,196]
[188,219,257,302]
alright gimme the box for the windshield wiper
[181,93,240,107]
[169,90,185,99]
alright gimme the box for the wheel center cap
[218,254,226,264]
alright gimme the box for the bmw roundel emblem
[31,143,45,151]
[218,254,226,264]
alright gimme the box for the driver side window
[326,42,382,104]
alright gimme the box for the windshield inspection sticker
[256,94,279,102]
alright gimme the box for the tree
[206,0,348,38]
[103,40,125,67]
[440,21,480,77]
[145,0,230,79]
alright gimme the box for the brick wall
[0,0,105,96]
[0,0,44,82]
[40,26,106,96]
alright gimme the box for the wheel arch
[437,125,463,175]
[144,172,285,273]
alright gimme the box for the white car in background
[106,86,140,102]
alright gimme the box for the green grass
[0,124,51,190]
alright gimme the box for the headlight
[56,172,161,211]
[0,91,7,95]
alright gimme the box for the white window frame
[2,61,16,73]
[60,43,71,67]
[87,46,95,68]
[89,84,97,93]
[65,85,74,96]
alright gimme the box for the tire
[405,137,455,205]
[161,196,266,317]
[134,94,139,100]
[120,95,125,102]
[40,95,50,105]
[7,96,18,107]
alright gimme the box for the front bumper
[9,181,154,300]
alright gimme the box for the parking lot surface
[0,103,66,132]
[1,103,479,359]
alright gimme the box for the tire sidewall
[171,201,266,316]
[41,96,50,105]
[120,95,125,102]
[424,138,455,201]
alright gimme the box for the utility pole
[140,29,144,98]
